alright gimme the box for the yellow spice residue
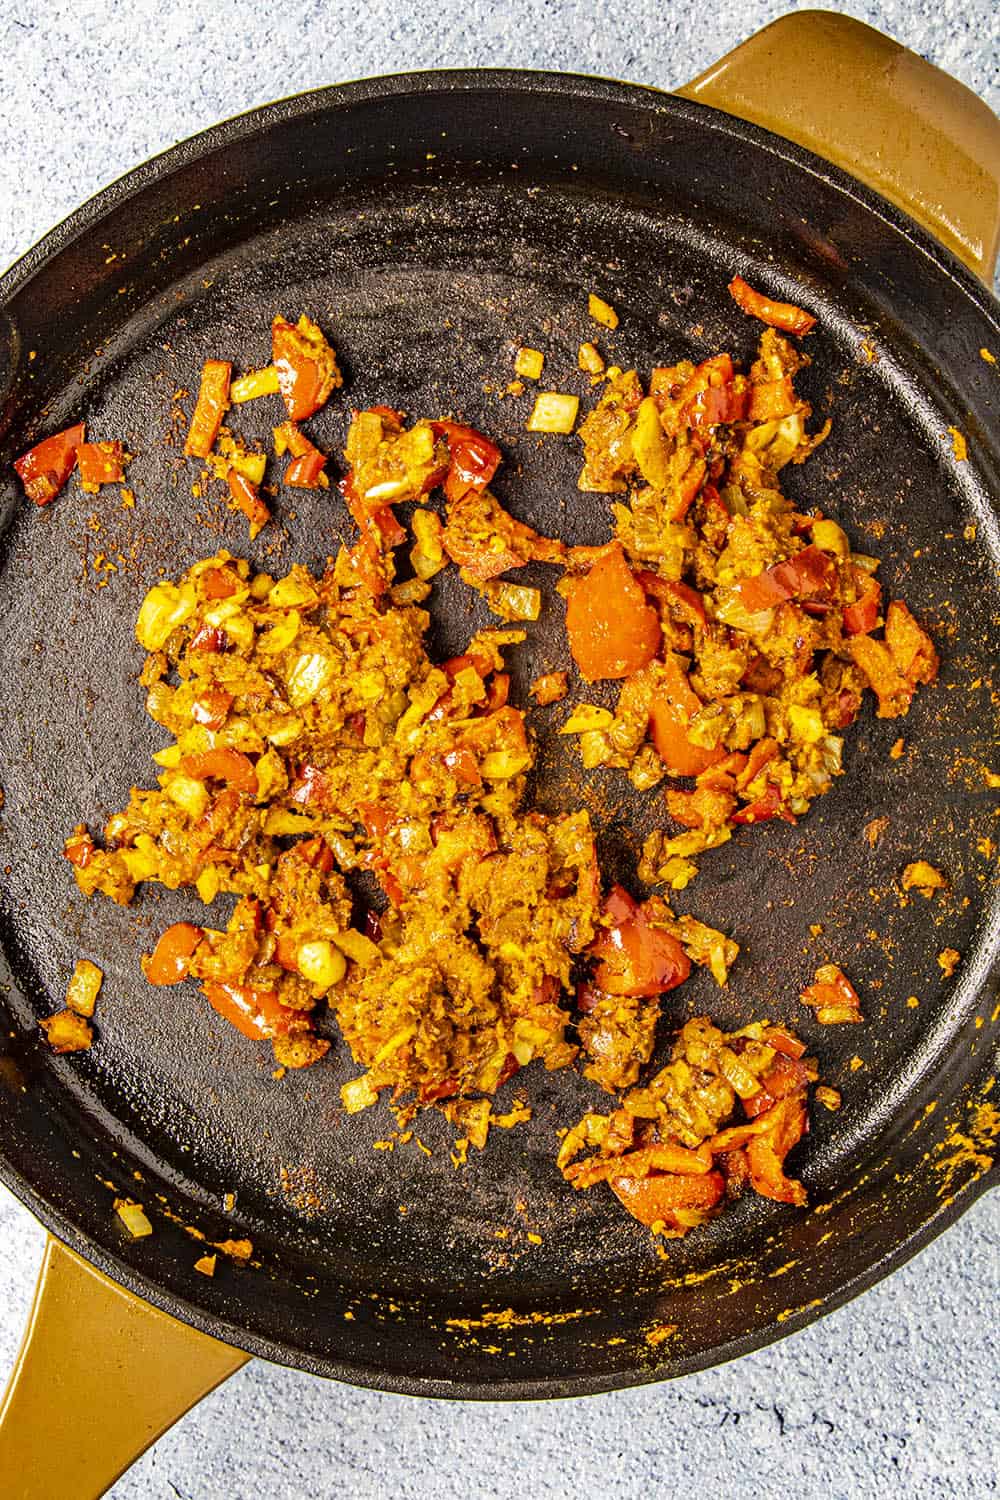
[644,1323,678,1347]
[776,1297,823,1325]
[445,1306,598,1333]
[933,1092,999,1197]
[947,427,968,461]
[980,347,997,365]
[213,1237,253,1261]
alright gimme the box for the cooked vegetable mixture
[562,318,937,890]
[19,279,940,1240]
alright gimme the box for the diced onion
[578,342,605,374]
[560,704,613,734]
[231,365,280,402]
[717,1046,763,1100]
[588,293,619,329]
[269,574,319,609]
[136,582,197,651]
[483,581,541,621]
[296,940,347,991]
[391,578,432,606]
[333,930,381,967]
[514,347,545,380]
[341,1075,379,1113]
[164,774,210,821]
[480,749,532,780]
[815,1004,863,1025]
[811,519,850,556]
[257,610,301,655]
[787,704,825,744]
[526,392,579,434]
[579,731,613,769]
[115,1199,153,1239]
[286,652,333,707]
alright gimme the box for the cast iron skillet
[1,69,999,1400]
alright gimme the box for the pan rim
[1,67,997,1397]
[0,1144,992,1400]
[1,67,998,322]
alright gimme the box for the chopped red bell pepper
[144,923,203,986]
[271,314,342,422]
[180,748,258,796]
[339,473,405,547]
[432,420,502,502]
[842,569,882,636]
[608,1168,725,1229]
[564,541,661,681]
[732,545,835,615]
[63,825,95,868]
[441,747,482,785]
[732,782,795,825]
[734,737,780,792]
[227,470,271,536]
[296,834,336,872]
[637,573,707,627]
[728,276,816,336]
[77,440,126,492]
[289,763,331,808]
[190,689,233,730]
[649,656,725,778]
[189,624,229,653]
[801,963,862,1017]
[14,422,85,505]
[184,360,231,458]
[589,885,691,998]
[201,980,299,1040]
[274,421,329,489]
[676,354,747,430]
[200,564,243,600]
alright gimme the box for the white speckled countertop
[1,2,998,1496]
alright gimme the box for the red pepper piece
[180,748,258,796]
[14,422,85,505]
[564,541,661,681]
[276,422,329,489]
[189,625,228,653]
[227,470,271,535]
[201,980,299,1039]
[77,440,125,492]
[144,923,203,985]
[272,314,341,422]
[728,275,816,336]
[589,885,691,998]
[190,689,233,730]
[184,360,231,458]
[649,656,725,779]
[432,420,502,502]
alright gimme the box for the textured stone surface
[1,1,998,1496]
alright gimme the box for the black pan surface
[0,73,998,1397]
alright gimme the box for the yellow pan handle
[677,9,1000,285]
[0,1237,248,1500]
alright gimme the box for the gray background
[1,1,998,1496]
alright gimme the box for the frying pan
[2,11,999,1497]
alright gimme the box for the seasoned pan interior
[0,77,998,1395]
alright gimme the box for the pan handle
[0,1237,248,1500]
[677,10,1000,285]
